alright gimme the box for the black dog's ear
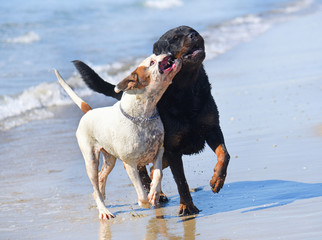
[153,40,170,55]
[153,42,161,55]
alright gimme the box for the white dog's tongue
[159,56,174,73]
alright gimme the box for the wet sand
[1,7,322,240]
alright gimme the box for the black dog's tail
[72,60,122,100]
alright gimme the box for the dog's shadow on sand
[166,180,322,218]
[99,180,322,240]
[102,180,322,219]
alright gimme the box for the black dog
[73,26,230,215]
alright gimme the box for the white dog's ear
[114,72,137,93]
[114,67,150,93]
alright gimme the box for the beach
[1,0,322,239]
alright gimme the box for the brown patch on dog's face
[174,45,190,59]
[114,66,151,93]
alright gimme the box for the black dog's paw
[210,173,226,194]
[179,203,200,216]
[159,192,169,203]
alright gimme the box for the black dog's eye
[150,60,155,66]
[169,35,180,44]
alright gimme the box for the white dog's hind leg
[99,150,116,200]
[123,162,150,209]
[148,146,164,206]
[78,142,115,220]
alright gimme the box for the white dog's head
[114,54,181,94]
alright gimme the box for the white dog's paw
[98,208,115,220]
[138,198,151,209]
[148,190,160,206]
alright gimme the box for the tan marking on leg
[210,144,230,193]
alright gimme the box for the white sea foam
[0,109,54,131]
[203,0,314,60]
[277,0,314,14]
[203,15,271,60]
[0,74,89,131]
[5,31,40,44]
[0,60,141,131]
[143,0,183,9]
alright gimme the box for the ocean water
[1,0,322,238]
[0,0,319,131]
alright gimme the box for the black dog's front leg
[165,151,200,216]
[206,126,230,193]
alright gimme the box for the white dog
[55,54,181,220]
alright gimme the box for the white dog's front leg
[123,162,150,209]
[148,146,164,206]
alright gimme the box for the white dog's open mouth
[158,56,176,74]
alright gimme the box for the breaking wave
[203,0,314,60]
[0,59,142,131]
[143,0,183,9]
[4,31,40,44]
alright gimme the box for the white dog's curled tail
[54,69,92,114]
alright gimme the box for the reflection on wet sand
[145,208,196,240]
[99,220,112,240]
[98,207,197,240]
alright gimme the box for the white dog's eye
[150,60,155,66]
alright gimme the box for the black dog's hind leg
[139,165,169,203]
[165,151,200,216]
[72,60,122,100]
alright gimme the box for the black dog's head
[153,26,205,70]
